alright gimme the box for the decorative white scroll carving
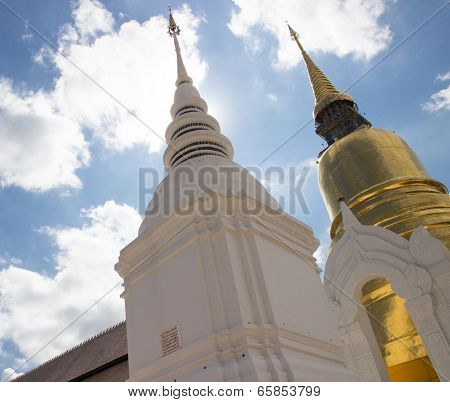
[409,225,448,266]
[325,204,450,381]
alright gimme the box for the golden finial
[286,22,297,39]
[286,22,305,53]
[168,4,180,36]
[167,3,192,86]
[287,23,354,118]
[330,176,345,202]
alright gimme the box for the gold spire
[167,4,180,36]
[329,176,345,202]
[287,23,354,118]
[167,5,192,86]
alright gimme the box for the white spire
[163,7,233,171]
[173,34,193,86]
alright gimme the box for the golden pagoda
[289,24,450,381]
[288,24,450,248]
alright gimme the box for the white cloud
[0,79,89,192]
[312,223,332,276]
[0,254,22,268]
[1,368,23,382]
[266,93,278,102]
[52,1,206,152]
[423,71,450,112]
[314,235,331,269]
[21,33,33,41]
[228,0,393,69]
[436,71,450,82]
[423,87,450,112]
[9,258,22,266]
[0,1,206,191]
[0,200,141,374]
[72,0,114,42]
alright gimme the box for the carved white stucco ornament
[409,225,449,266]
[324,202,450,381]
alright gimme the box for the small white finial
[168,4,180,37]
[340,201,359,229]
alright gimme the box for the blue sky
[0,0,449,379]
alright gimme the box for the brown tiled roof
[14,321,128,382]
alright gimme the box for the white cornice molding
[129,324,347,381]
[116,195,322,296]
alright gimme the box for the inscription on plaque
[161,326,181,356]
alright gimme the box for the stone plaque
[161,326,181,356]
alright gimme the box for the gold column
[361,279,439,381]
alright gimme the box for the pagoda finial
[287,22,304,53]
[287,23,354,119]
[168,4,180,37]
[329,176,360,229]
[167,5,192,87]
